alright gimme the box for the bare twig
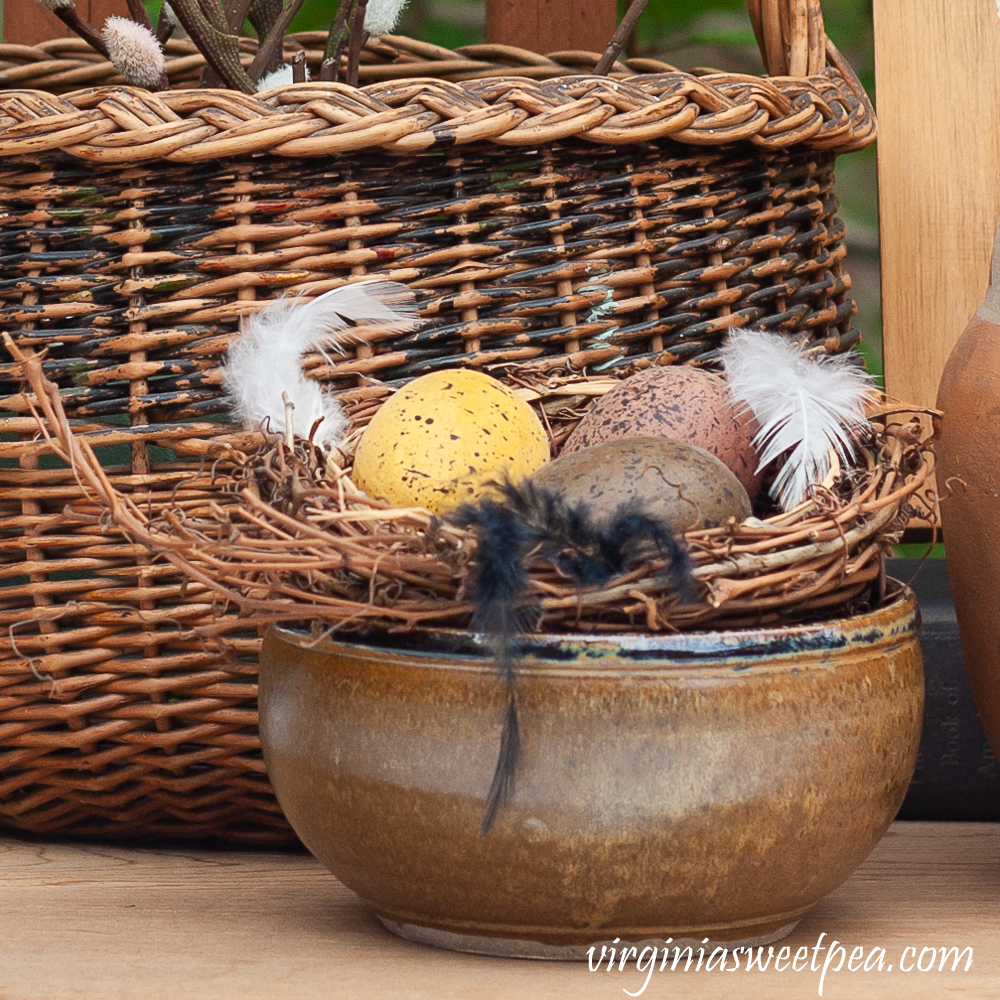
[246,0,312,84]
[345,0,369,88]
[594,0,649,75]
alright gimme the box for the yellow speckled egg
[352,369,550,513]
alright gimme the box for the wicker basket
[1,0,877,843]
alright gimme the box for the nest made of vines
[18,345,938,638]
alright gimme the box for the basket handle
[746,0,872,116]
[746,0,827,78]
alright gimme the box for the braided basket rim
[0,32,876,164]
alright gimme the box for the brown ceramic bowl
[258,586,923,959]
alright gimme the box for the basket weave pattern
[0,10,878,842]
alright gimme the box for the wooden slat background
[3,0,127,44]
[1,0,619,53]
[486,0,617,53]
[874,0,1000,407]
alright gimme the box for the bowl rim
[267,580,919,668]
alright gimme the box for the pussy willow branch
[124,0,152,31]
[246,0,311,82]
[248,0,283,65]
[45,1,110,58]
[322,0,358,79]
[155,4,176,44]
[224,0,254,30]
[345,0,369,87]
[169,0,256,92]
[594,0,648,74]
[198,0,254,86]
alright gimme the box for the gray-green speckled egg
[530,436,751,533]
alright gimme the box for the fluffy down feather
[222,280,418,450]
[719,329,877,510]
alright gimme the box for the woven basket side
[0,458,296,844]
[0,144,294,842]
[0,140,857,423]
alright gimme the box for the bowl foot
[376,915,802,961]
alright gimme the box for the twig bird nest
[13,337,937,638]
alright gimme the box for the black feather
[450,497,537,685]
[451,480,698,836]
[594,507,699,602]
[488,480,697,597]
[479,697,521,836]
[450,497,535,834]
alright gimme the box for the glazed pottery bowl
[258,585,923,959]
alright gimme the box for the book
[889,558,1000,821]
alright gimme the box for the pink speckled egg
[563,366,761,501]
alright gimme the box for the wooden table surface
[0,821,996,1000]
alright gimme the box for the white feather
[222,280,418,450]
[256,62,311,91]
[719,329,876,510]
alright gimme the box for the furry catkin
[257,63,311,90]
[364,0,410,35]
[102,16,166,89]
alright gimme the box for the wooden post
[486,0,618,54]
[874,0,1000,407]
[4,0,619,58]
[3,0,128,44]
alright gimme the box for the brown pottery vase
[257,587,922,959]
[937,221,1000,758]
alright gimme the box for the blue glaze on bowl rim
[270,582,919,668]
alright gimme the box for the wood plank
[486,0,618,54]
[4,0,620,64]
[874,0,1000,407]
[3,0,129,45]
[0,822,996,999]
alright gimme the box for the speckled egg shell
[529,436,752,534]
[352,369,550,514]
[562,366,761,501]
